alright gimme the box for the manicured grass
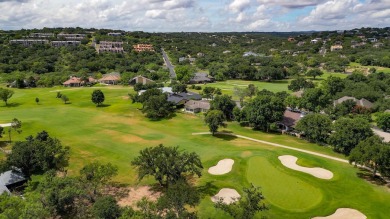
[1,86,390,218]
[188,79,291,99]
[349,62,390,73]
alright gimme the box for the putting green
[247,156,323,211]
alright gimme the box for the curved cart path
[192,132,349,163]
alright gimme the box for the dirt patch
[118,186,161,208]
[312,208,366,219]
[241,151,253,157]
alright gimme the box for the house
[277,110,304,131]
[179,57,196,63]
[99,72,121,85]
[189,73,214,84]
[330,45,343,51]
[373,43,384,48]
[184,100,210,113]
[167,92,202,105]
[108,32,123,36]
[197,52,205,57]
[297,41,305,46]
[243,51,258,57]
[51,41,81,47]
[133,44,154,52]
[63,77,82,87]
[0,170,27,195]
[223,50,231,54]
[63,76,96,87]
[287,37,295,42]
[367,38,378,43]
[333,96,373,109]
[129,76,154,85]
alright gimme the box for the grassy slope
[1,86,389,218]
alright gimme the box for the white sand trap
[278,155,333,180]
[208,159,234,175]
[312,208,367,219]
[211,188,241,204]
[0,123,12,127]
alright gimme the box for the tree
[175,65,195,83]
[233,87,248,106]
[306,68,323,79]
[210,95,236,120]
[36,171,85,218]
[205,110,226,135]
[323,76,345,96]
[91,90,105,106]
[295,113,332,143]
[300,88,330,112]
[284,95,301,110]
[243,94,285,131]
[246,84,257,98]
[215,184,268,219]
[0,127,3,139]
[6,131,70,177]
[171,82,187,93]
[79,162,118,200]
[131,144,203,187]
[349,135,390,177]
[329,117,373,155]
[61,95,69,104]
[288,77,314,92]
[0,88,14,106]
[35,97,39,105]
[142,94,175,120]
[377,113,390,132]
[156,180,199,218]
[202,87,221,100]
[8,118,22,142]
[92,196,121,219]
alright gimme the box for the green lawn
[348,62,390,74]
[1,86,389,218]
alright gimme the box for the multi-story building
[10,39,49,46]
[133,44,154,52]
[51,41,81,47]
[98,41,124,53]
[57,33,86,40]
[29,33,54,38]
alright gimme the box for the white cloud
[228,0,252,13]
[257,0,326,8]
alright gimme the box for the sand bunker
[312,208,367,219]
[0,123,12,127]
[278,155,333,180]
[211,188,241,204]
[208,159,234,175]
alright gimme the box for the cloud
[228,0,252,13]
[257,0,326,8]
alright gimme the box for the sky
[0,0,389,32]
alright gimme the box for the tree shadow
[1,103,21,108]
[213,133,237,141]
[197,181,219,198]
[356,168,388,186]
[97,104,111,108]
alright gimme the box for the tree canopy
[91,89,105,106]
[131,144,203,187]
[296,113,332,143]
[0,88,14,106]
[329,117,373,155]
[205,110,226,135]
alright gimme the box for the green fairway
[1,86,390,218]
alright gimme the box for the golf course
[1,84,390,218]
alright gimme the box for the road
[161,48,176,79]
